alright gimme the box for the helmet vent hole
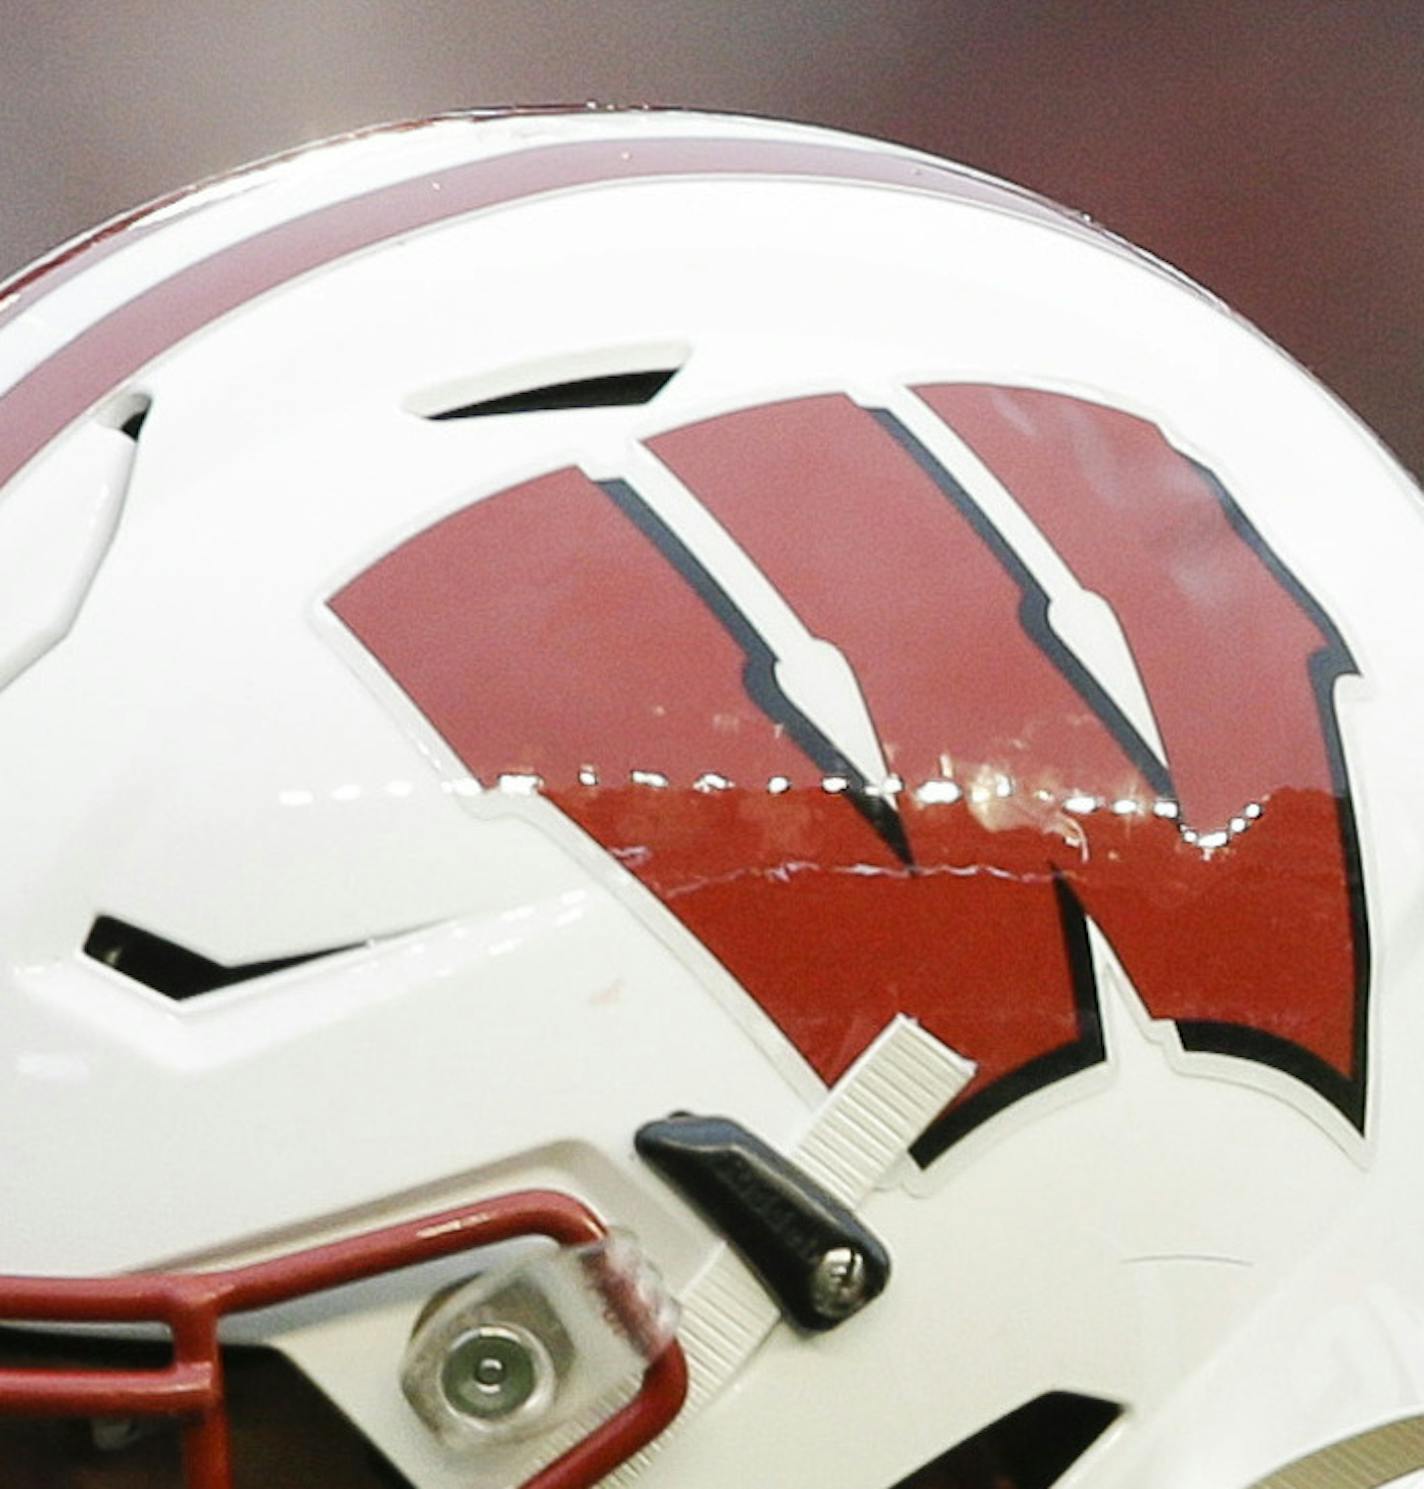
[426,366,680,420]
[891,1391,1121,1488]
[83,915,344,999]
[96,390,152,441]
[407,342,689,421]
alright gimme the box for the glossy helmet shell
[0,109,1420,1489]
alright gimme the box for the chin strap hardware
[635,1113,891,1331]
[612,1015,974,1485]
[0,1191,687,1489]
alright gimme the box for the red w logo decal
[331,388,1367,1162]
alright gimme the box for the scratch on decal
[449,762,1266,860]
[659,857,1062,900]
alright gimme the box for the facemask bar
[0,1189,688,1489]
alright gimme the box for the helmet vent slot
[406,342,689,421]
[0,394,150,696]
[425,366,680,420]
[83,915,343,999]
[97,389,152,441]
[891,1391,1121,1488]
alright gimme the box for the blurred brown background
[2,0,1420,474]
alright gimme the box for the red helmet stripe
[0,131,1066,489]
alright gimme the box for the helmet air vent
[98,389,153,441]
[892,1392,1121,1488]
[408,343,688,421]
[427,367,679,419]
[83,915,344,1000]
[0,392,150,694]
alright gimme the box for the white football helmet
[0,108,1420,1489]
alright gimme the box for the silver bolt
[810,1246,868,1320]
[440,1326,549,1423]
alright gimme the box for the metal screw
[440,1326,548,1423]
[810,1246,868,1321]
